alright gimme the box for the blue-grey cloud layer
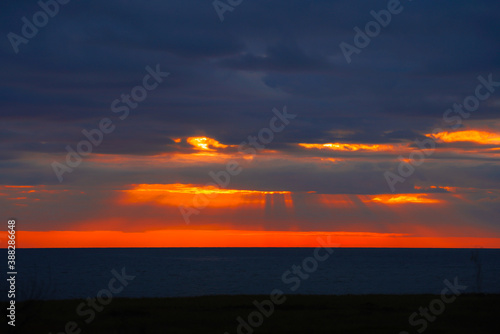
[1,0,499,191]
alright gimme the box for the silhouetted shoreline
[3,294,499,333]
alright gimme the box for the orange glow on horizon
[2,230,499,248]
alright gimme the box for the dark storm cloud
[0,0,499,173]
[219,43,333,72]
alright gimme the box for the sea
[2,248,499,301]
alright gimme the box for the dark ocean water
[2,248,499,301]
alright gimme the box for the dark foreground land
[2,294,499,333]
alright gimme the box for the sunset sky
[1,0,500,248]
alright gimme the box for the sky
[1,0,500,248]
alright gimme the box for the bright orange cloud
[414,185,456,192]
[369,194,441,204]
[119,183,292,208]
[298,142,398,152]
[0,185,70,204]
[187,136,233,151]
[427,130,500,145]
[125,183,290,195]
